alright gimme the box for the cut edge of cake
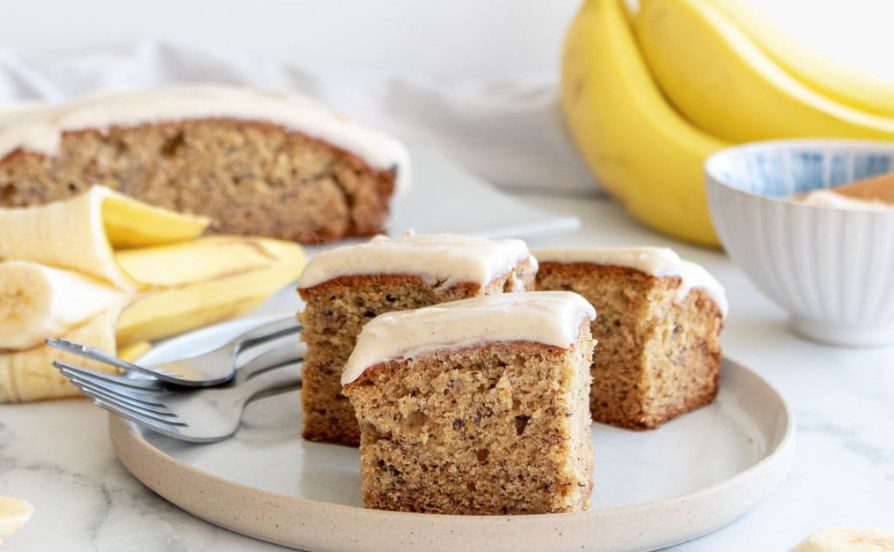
[296,233,539,446]
[533,246,725,430]
[342,291,595,514]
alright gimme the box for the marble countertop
[2,193,892,551]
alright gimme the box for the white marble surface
[2,193,893,551]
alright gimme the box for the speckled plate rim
[109,357,794,552]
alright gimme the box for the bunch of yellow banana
[0,187,306,402]
[562,0,894,247]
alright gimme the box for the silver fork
[47,314,300,387]
[54,342,303,443]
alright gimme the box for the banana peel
[0,186,208,289]
[117,341,152,363]
[0,236,305,401]
[708,0,894,119]
[102,193,209,249]
[561,0,724,246]
[116,237,305,346]
[115,235,287,287]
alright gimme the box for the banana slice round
[792,527,894,552]
[0,496,33,544]
[0,261,129,350]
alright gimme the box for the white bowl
[706,140,894,347]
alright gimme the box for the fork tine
[90,398,188,440]
[235,318,302,354]
[46,339,161,380]
[72,381,183,424]
[53,361,166,391]
[56,363,168,400]
[66,375,172,412]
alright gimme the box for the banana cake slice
[341,291,595,514]
[0,86,409,243]
[534,247,726,430]
[296,233,537,446]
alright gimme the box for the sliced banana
[0,309,119,403]
[0,497,33,544]
[0,261,130,350]
[792,527,894,552]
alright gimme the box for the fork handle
[234,316,300,354]
[236,339,304,382]
[241,361,303,405]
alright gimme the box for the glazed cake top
[0,85,410,192]
[533,246,728,316]
[297,233,535,290]
[341,291,596,385]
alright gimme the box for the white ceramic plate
[110,317,794,552]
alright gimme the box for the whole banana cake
[534,247,726,430]
[296,233,537,446]
[0,86,409,243]
[341,291,596,514]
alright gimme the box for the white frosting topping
[297,233,535,289]
[341,291,596,385]
[799,189,893,211]
[0,85,410,193]
[533,246,728,316]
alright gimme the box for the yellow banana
[635,0,894,143]
[561,0,725,247]
[708,0,894,119]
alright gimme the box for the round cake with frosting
[0,86,410,243]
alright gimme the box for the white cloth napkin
[0,41,598,194]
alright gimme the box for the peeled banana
[708,0,894,119]
[561,0,724,246]
[0,261,129,350]
[635,0,894,142]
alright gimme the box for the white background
[1,0,893,83]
